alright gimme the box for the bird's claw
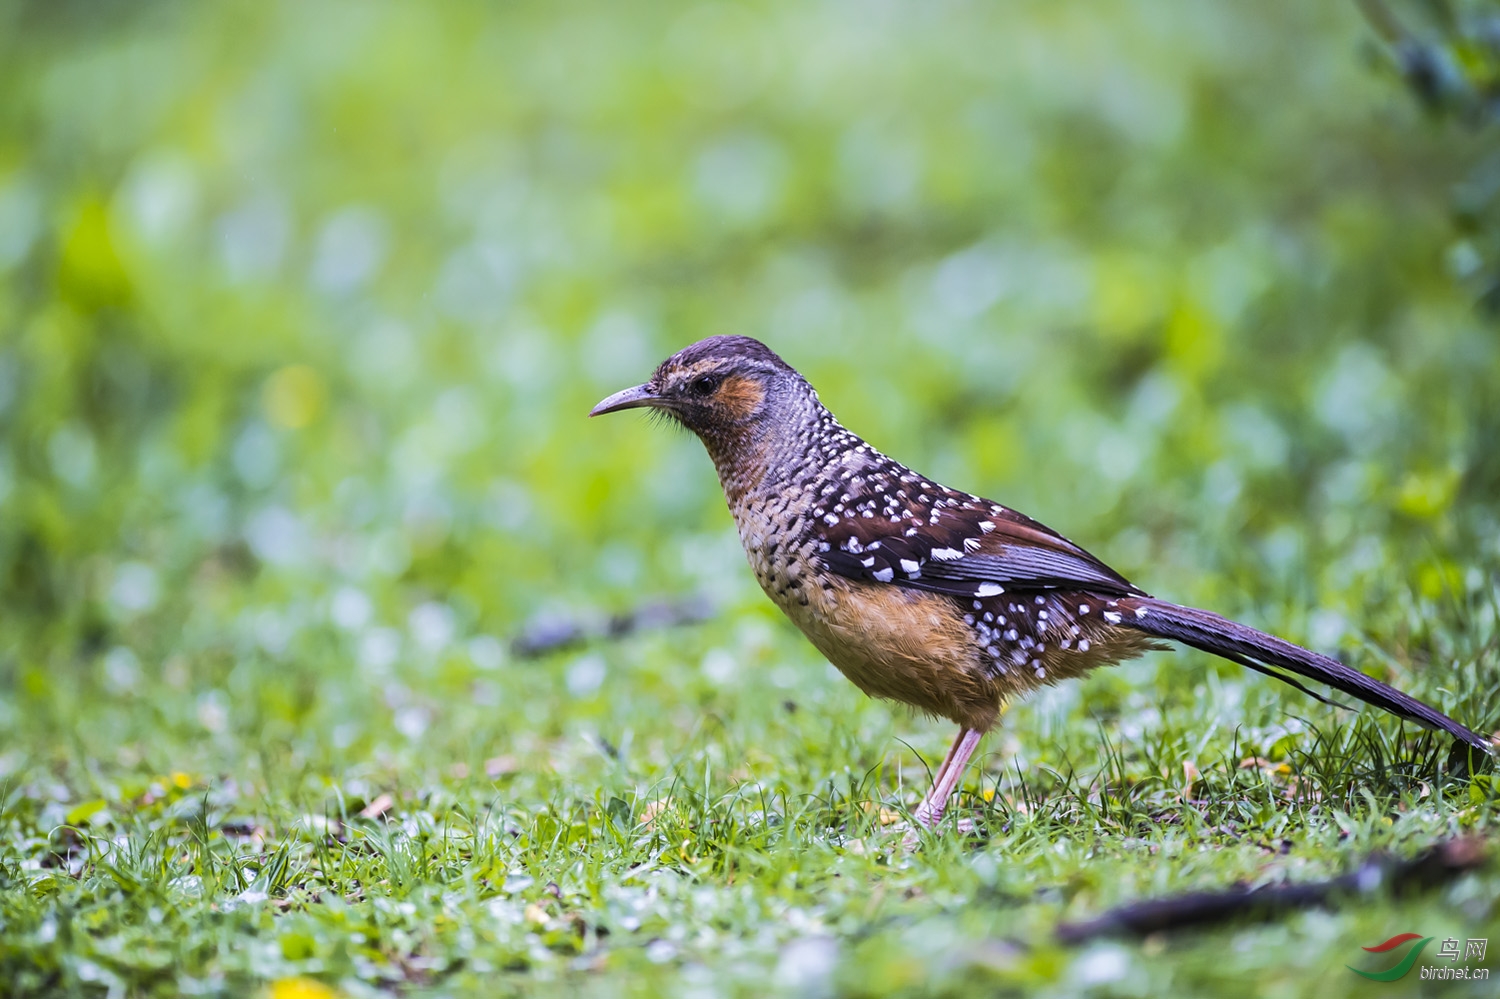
[897,814,977,850]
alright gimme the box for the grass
[3,576,1498,997]
[4,0,1500,994]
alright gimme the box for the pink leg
[912,728,982,829]
[919,728,969,807]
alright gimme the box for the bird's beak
[589,383,664,417]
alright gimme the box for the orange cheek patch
[716,375,765,420]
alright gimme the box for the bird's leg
[910,727,967,826]
[911,728,982,829]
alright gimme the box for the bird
[590,335,1493,836]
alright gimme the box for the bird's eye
[691,375,720,396]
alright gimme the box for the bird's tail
[1114,596,1493,756]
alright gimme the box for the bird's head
[589,335,806,443]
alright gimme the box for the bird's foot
[898,813,977,850]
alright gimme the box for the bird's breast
[731,490,815,608]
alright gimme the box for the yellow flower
[269,978,339,999]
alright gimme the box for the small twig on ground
[1055,837,1487,944]
[510,593,715,658]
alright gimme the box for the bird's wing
[815,489,1144,599]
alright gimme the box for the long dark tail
[1115,597,1493,756]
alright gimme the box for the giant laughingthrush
[591,336,1492,833]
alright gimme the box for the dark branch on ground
[510,593,716,658]
[1056,837,1488,944]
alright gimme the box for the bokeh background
[3,0,1500,995]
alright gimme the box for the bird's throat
[701,428,771,506]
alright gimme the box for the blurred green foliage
[2,0,1499,995]
[0,0,1494,676]
[1357,0,1500,307]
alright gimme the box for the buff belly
[772,576,1007,732]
